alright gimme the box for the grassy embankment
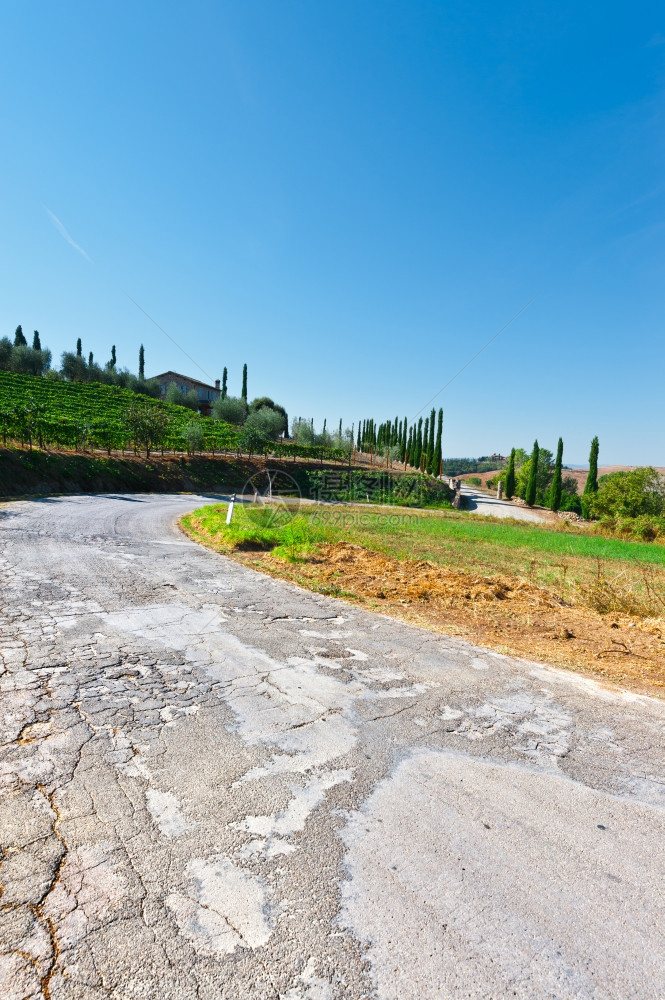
[181,502,665,694]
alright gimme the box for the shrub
[125,401,169,456]
[238,408,285,455]
[593,515,665,542]
[212,395,247,425]
[291,417,316,446]
[165,382,199,410]
[249,397,288,436]
[183,421,204,454]
[467,476,482,486]
[578,561,665,617]
[10,345,52,376]
[558,491,582,515]
[589,467,665,520]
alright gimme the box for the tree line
[354,408,445,474]
[499,436,599,516]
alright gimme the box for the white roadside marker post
[226,494,236,524]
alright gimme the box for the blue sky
[1,1,664,464]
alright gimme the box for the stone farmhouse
[151,370,221,416]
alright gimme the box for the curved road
[1,494,664,1000]
[460,484,549,521]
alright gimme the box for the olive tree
[212,395,247,425]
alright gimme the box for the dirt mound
[314,542,555,608]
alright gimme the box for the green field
[183,501,665,612]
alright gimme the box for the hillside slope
[0,371,238,451]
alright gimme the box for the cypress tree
[415,418,423,470]
[88,352,94,367]
[138,344,145,381]
[14,325,27,347]
[241,363,248,401]
[422,417,430,472]
[32,330,41,351]
[221,367,228,398]
[434,408,443,477]
[582,436,599,517]
[110,344,116,367]
[584,436,599,495]
[427,408,436,474]
[550,438,564,511]
[338,418,342,440]
[357,423,361,449]
[525,440,539,506]
[505,448,516,499]
[406,427,413,465]
[76,337,82,356]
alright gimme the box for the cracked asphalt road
[1,492,664,1000]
